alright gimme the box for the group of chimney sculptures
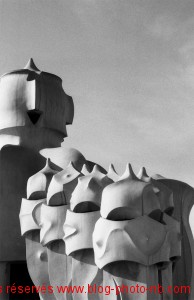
[0,59,193,299]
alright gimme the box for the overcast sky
[1,0,194,187]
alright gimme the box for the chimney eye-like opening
[27,109,42,125]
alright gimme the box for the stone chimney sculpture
[0,58,73,258]
[0,58,70,300]
[0,59,100,300]
[0,60,193,299]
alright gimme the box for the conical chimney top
[24,58,40,72]
[120,163,139,180]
